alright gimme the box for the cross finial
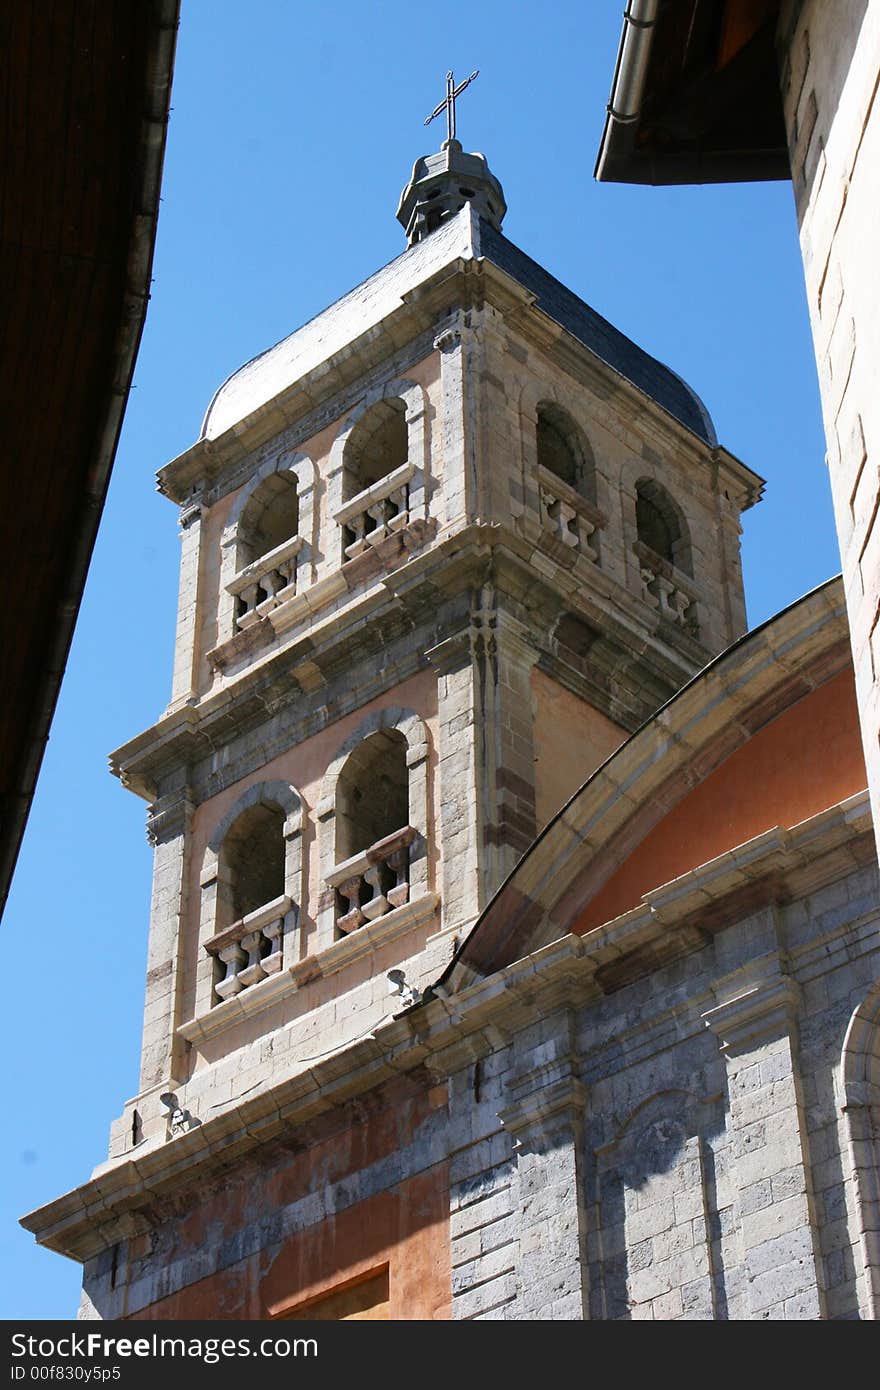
[424,69,479,144]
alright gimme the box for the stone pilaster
[778,0,880,859]
[427,630,481,936]
[168,501,203,709]
[702,966,827,1319]
[500,1022,590,1319]
[140,787,194,1093]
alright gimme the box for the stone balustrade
[634,539,700,635]
[325,825,417,934]
[226,534,303,629]
[537,465,604,560]
[333,461,416,560]
[204,893,291,1004]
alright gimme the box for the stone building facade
[22,135,880,1320]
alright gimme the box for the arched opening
[221,801,286,925]
[331,729,413,933]
[635,479,691,575]
[536,403,596,503]
[336,729,409,861]
[237,470,300,568]
[343,398,408,502]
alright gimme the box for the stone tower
[102,136,760,1160]
[25,137,763,1314]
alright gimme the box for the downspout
[594,0,660,180]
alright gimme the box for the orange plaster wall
[129,1168,450,1321]
[126,1080,451,1321]
[531,667,627,828]
[577,668,867,932]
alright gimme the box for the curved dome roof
[200,206,717,448]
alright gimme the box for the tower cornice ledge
[110,522,714,802]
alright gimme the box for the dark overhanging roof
[481,221,717,444]
[596,0,789,186]
[0,2,180,921]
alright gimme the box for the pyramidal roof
[200,203,716,448]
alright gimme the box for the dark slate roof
[201,204,716,448]
[479,220,717,446]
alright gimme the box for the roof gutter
[595,0,660,182]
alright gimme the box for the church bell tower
[97,105,761,1173]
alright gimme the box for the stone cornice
[156,251,762,518]
[111,523,710,803]
[20,786,869,1264]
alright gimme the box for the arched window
[635,479,692,575]
[237,471,300,569]
[221,453,313,633]
[220,801,286,924]
[335,729,409,861]
[343,399,408,502]
[338,398,411,559]
[331,730,412,934]
[536,403,596,504]
[317,710,432,947]
[197,782,303,1013]
[633,479,698,635]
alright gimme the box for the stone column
[702,967,827,1319]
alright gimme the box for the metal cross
[424,69,479,143]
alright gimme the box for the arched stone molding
[315,707,431,950]
[840,983,880,1317]
[326,378,429,564]
[219,451,316,639]
[195,779,304,1017]
[517,380,605,562]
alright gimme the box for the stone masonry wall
[83,853,880,1320]
[779,0,880,856]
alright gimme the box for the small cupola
[396,70,507,245]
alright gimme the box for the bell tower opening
[336,729,409,862]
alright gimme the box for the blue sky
[3,2,838,1318]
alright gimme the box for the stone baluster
[259,568,282,605]
[345,512,367,559]
[336,873,366,933]
[237,581,262,627]
[361,861,390,920]
[655,573,675,616]
[277,555,297,593]
[237,929,267,989]
[640,566,660,608]
[262,917,283,973]
[578,516,598,563]
[366,498,389,543]
[386,842,410,909]
[387,483,409,531]
[543,491,579,548]
[670,587,692,627]
[215,941,247,1000]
